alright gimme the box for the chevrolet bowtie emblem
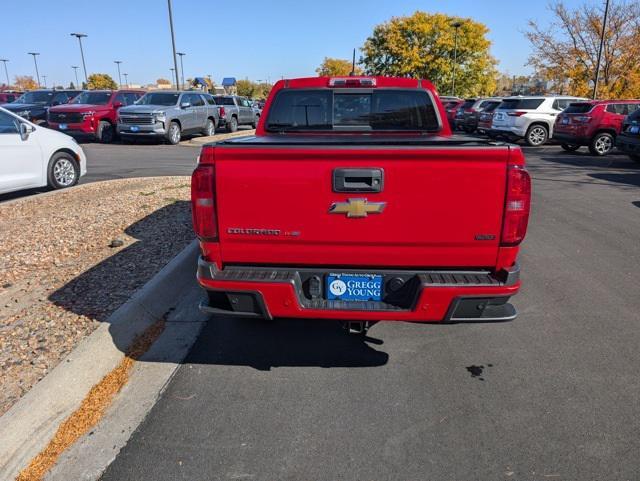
[329,198,386,218]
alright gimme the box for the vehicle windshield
[481,101,501,113]
[15,91,53,104]
[563,103,594,114]
[71,91,112,105]
[461,100,476,110]
[498,98,545,110]
[265,89,440,132]
[137,93,180,106]
[213,97,236,105]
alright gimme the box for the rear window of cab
[563,103,594,114]
[265,89,440,132]
[497,98,545,110]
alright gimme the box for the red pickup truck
[191,76,531,332]
[48,89,145,143]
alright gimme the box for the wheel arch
[593,128,617,138]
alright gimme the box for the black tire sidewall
[526,124,548,146]
[561,143,580,152]
[590,133,614,156]
[98,121,114,143]
[227,117,238,133]
[47,152,79,189]
[167,122,181,145]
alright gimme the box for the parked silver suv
[212,95,260,132]
[489,95,586,146]
[117,91,219,144]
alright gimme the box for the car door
[0,111,43,193]
[191,94,206,129]
[180,94,198,132]
[605,103,628,133]
[242,97,254,124]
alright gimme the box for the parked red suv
[0,91,21,104]
[553,100,640,156]
[443,98,463,131]
[48,89,145,142]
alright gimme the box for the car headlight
[81,111,95,120]
[154,113,166,122]
[17,110,30,118]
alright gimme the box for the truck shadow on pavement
[48,198,388,370]
[48,200,194,324]
[184,316,390,370]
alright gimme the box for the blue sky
[2,0,591,87]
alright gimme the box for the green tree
[361,11,498,97]
[236,79,257,98]
[526,1,640,98]
[316,57,363,76]
[87,73,118,90]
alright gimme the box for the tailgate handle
[333,168,383,193]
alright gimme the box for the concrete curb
[45,287,207,481]
[0,240,200,481]
[180,128,255,146]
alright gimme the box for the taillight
[191,161,218,241]
[328,77,377,88]
[507,111,526,117]
[218,106,226,118]
[501,165,531,246]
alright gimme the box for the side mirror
[20,123,35,141]
[113,101,123,109]
[180,102,191,109]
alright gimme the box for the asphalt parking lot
[87,144,640,480]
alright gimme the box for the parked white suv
[489,96,587,146]
[0,107,86,195]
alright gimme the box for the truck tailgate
[214,143,510,268]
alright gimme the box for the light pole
[114,60,123,88]
[0,59,9,87]
[167,0,180,91]
[123,73,129,87]
[593,0,610,100]
[70,33,88,85]
[71,66,80,88]
[177,52,186,90]
[451,21,462,97]
[28,52,41,87]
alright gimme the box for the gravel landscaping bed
[0,177,194,416]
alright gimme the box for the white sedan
[0,106,86,195]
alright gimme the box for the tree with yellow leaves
[14,75,38,90]
[316,57,363,77]
[87,73,117,90]
[360,11,498,97]
[526,1,640,99]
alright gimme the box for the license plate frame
[326,273,383,302]
[59,123,67,130]
[130,125,140,132]
[629,125,639,134]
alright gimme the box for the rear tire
[47,152,80,190]
[589,132,614,156]
[97,121,115,143]
[166,121,181,145]
[251,115,259,129]
[202,118,215,137]
[525,124,548,147]
[226,116,238,133]
[561,143,580,152]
